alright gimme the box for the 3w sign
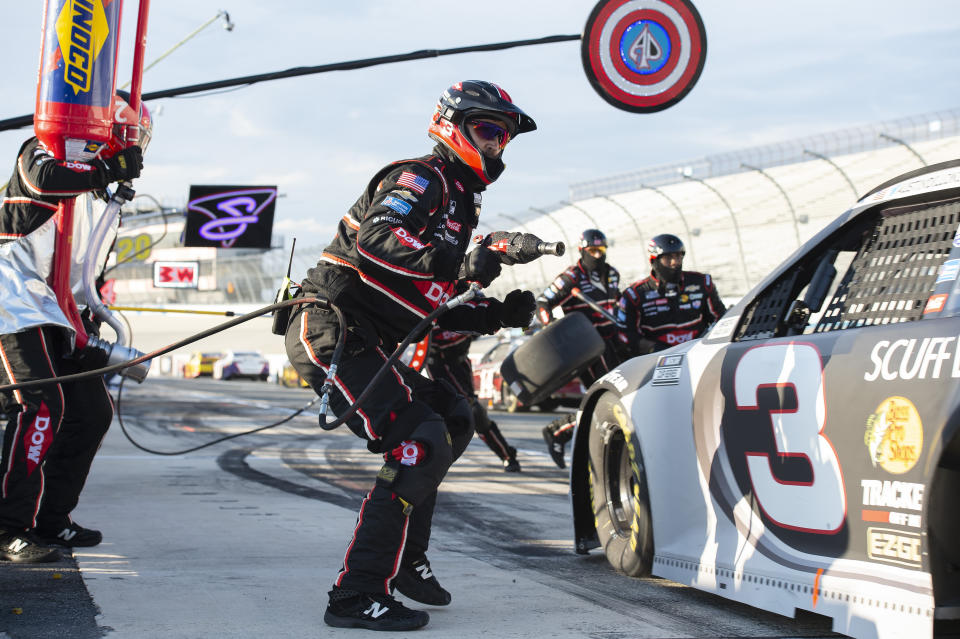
[153,261,200,289]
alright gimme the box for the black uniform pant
[286,305,474,594]
[0,326,113,532]
[427,352,513,461]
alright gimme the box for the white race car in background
[569,160,960,639]
[212,350,270,381]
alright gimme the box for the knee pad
[371,400,436,454]
[446,394,474,460]
[380,417,453,506]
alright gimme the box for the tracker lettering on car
[860,479,923,510]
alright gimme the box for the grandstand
[112,108,960,307]
[483,108,960,303]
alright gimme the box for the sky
[1,1,959,248]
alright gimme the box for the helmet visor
[583,246,606,257]
[466,119,511,151]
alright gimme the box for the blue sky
[2,1,958,245]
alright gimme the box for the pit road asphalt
[0,377,841,639]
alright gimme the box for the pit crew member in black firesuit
[617,233,726,355]
[537,229,624,469]
[0,99,145,563]
[426,327,520,472]
[285,80,537,632]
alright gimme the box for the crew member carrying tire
[537,229,624,469]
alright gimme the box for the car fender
[571,339,712,552]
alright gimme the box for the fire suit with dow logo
[616,270,726,355]
[0,137,125,538]
[285,146,531,596]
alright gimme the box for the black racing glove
[461,246,502,288]
[500,289,536,328]
[431,247,461,281]
[76,342,110,372]
[96,145,143,185]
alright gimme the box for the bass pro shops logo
[56,0,110,95]
[864,396,923,474]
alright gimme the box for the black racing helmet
[648,233,685,283]
[579,228,608,251]
[579,229,608,270]
[428,80,536,185]
[647,233,685,263]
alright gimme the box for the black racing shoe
[324,587,429,631]
[0,529,62,563]
[542,424,566,469]
[35,522,103,547]
[503,446,521,473]
[394,556,451,606]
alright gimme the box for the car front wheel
[587,392,653,577]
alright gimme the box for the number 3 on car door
[734,343,846,533]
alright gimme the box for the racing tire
[587,392,653,577]
[501,384,528,413]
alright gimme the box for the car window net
[814,198,959,331]
[735,196,960,341]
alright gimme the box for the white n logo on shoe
[57,528,77,541]
[415,563,433,579]
[363,602,389,619]
[8,538,28,553]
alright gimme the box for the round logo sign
[581,0,707,113]
[864,396,924,474]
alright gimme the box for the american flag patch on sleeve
[396,171,430,194]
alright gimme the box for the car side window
[734,196,960,341]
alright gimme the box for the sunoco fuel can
[34,0,123,161]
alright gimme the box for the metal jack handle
[571,287,625,328]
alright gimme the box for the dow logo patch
[581,0,707,113]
